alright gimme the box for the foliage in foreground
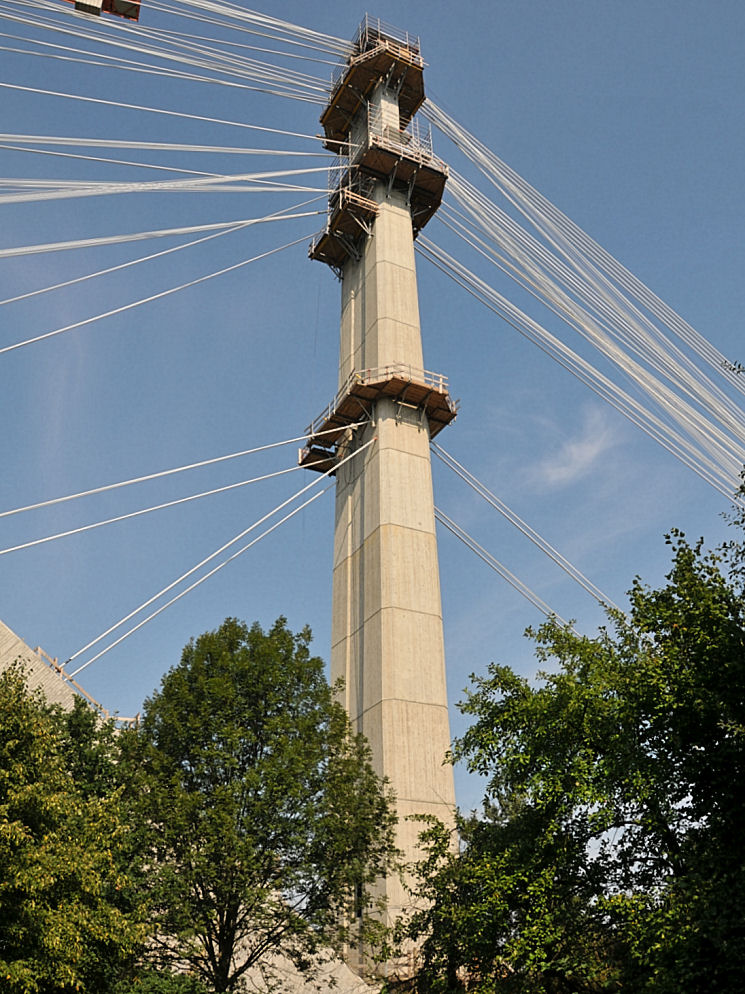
[404,531,745,993]
[1,616,398,993]
[130,616,398,992]
[113,970,210,994]
[0,669,147,994]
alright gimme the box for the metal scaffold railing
[329,15,423,91]
[306,363,456,440]
[363,104,441,164]
[354,13,421,55]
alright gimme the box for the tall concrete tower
[302,15,456,935]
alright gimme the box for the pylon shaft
[304,17,456,968]
[332,184,455,925]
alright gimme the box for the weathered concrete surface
[331,167,456,930]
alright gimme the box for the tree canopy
[133,616,397,992]
[404,531,745,993]
[1,616,398,993]
[0,667,147,994]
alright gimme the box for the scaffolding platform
[354,127,447,232]
[299,364,457,473]
[321,18,425,148]
[310,110,448,272]
[309,185,378,269]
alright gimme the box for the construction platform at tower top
[319,16,425,146]
[304,15,455,477]
[309,15,448,273]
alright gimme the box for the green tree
[53,695,120,800]
[0,667,148,993]
[405,532,745,993]
[134,616,397,992]
[113,970,210,994]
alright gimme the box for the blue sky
[2,0,744,811]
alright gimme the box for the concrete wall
[0,619,79,710]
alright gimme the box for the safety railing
[368,104,433,154]
[326,153,346,196]
[307,363,453,438]
[335,105,446,176]
[326,155,374,197]
[330,14,422,90]
[354,14,420,55]
[34,645,139,727]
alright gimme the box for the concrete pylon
[331,206,455,918]
[302,15,456,959]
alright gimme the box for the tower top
[320,15,426,149]
[310,14,446,274]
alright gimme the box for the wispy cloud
[532,405,618,488]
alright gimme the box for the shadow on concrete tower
[301,14,457,971]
